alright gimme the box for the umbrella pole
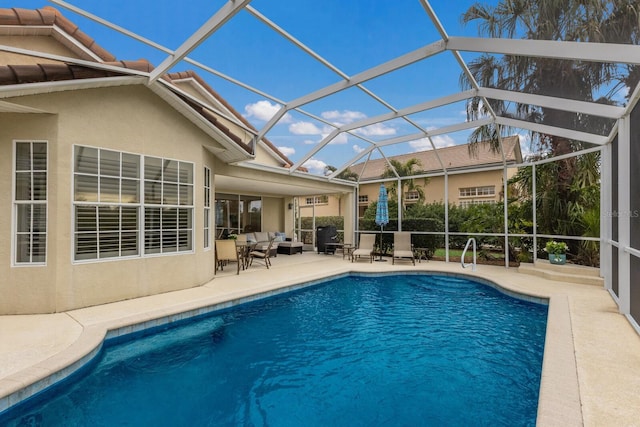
[376,225,387,262]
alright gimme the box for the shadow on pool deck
[1,252,639,426]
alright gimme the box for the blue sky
[12,0,533,174]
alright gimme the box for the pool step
[518,260,603,286]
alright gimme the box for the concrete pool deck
[1,253,639,426]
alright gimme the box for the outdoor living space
[0,253,639,426]
[2,2,640,425]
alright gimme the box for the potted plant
[545,240,567,265]
[227,233,238,240]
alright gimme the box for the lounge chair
[352,234,375,263]
[215,239,240,275]
[249,238,275,269]
[392,232,415,265]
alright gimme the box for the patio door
[215,193,262,239]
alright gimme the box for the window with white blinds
[73,146,194,261]
[14,141,48,265]
[74,146,140,260]
[143,156,193,254]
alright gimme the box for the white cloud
[277,146,295,157]
[517,133,535,160]
[303,139,317,145]
[321,110,366,125]
[244,100,292,123]
[353,144,365,153]
[290,126,349,144]
[302,158,328,175]
[289,121,323,135]
[355,122,396,137]
[431,135,456,148]
[408,137,431,151]
[408,134,455,151]
[326,132,348,145]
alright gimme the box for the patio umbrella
[375,184,389,261]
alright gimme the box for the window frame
[305,195,329,205]
[72,145,195,263]
[143,155,194,256]
[405,190,420,201]
[73,146,141,262]
[459,185,496,198]
[13,140,48,266]
[204,166,211,250]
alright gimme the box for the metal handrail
[461,237,477,271]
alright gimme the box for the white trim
[149,0,253,83]
[71,145,196,264]
[204,166,212,251]
[601,143,612,286]
[12,140,49,267]
[617,116,631,314]
[447,36,640,65]
[625,246,640,258]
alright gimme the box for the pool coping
[0,262,582,425]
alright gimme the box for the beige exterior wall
[328,169,520,218]
[0,24,358,315]
[0,35,83,65]
[262,197,284,232]
[0,85,220,314]
[253,142,283,167]
[0,113,59,314]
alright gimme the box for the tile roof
[350,135,522,180]
[0,7,116,62]
[0,60,152,84]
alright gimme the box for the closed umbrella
[375,184,389,262]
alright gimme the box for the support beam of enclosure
[477,88,625,119]
[447,37,640,65]
[495,117,609,146]
[149,0,253,83]
[255,40,447,143]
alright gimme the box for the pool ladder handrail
[461,237,477,271]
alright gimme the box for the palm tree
[324,165,359,181]
[462,0,640,137]
[461,0,640,154]
[461,0,638,245]
[380,158,428,211]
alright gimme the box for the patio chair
[392,232,415,265]
[215,239,240,275]
[249,237,275,269]
[352,234,375,263]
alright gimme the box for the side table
[342,243,355,260]
[414,247,430,263]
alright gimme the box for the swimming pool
[0,273,547,426]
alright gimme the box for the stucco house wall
[0,6,357,315]
[1,85,219,313]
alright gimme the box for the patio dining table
[235,241,256,270]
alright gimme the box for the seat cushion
[254,232,269,242]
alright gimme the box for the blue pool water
[1,273,547,426]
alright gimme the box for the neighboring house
[0,7,355,314]
[299,136,522,217]
[354,136,523,215]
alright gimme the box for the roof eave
[149,81,254,163]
